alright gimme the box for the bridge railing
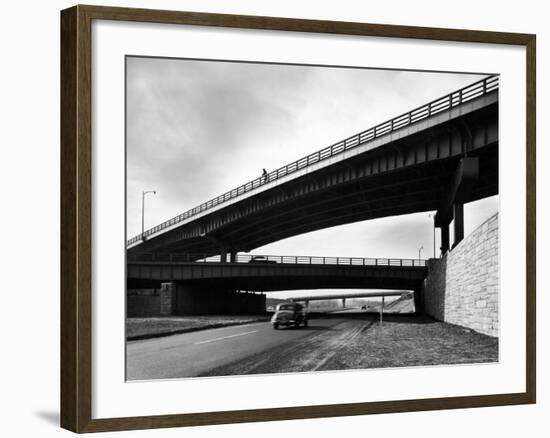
[127,75,499,246]
[127,253,427,267]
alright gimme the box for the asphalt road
[126,317,348,380]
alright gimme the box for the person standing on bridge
[262,168,268,183]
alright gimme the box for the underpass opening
[264,288,416,316]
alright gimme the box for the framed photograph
[60,4,536,433]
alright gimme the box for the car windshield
[278,304,295,311]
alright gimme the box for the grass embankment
[127,315,270,341]
[321,315,498,369]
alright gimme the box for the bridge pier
[452,202,464,248]
[440,224,450,255]
[220,247,227,263]
[413,286,424,315]
[435,157,479,254]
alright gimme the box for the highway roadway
[126,316,366,380]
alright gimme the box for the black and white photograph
[125,58,500,381]
[1,0,545,435]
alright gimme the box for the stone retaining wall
[421,213,499,337]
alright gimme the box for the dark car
[248,255,277,264]
[270,302,308,329]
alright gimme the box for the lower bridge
[127,254,428,316]
[290,290,413,310]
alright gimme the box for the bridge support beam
[435,157,479,254]
[342,298,346,308]
[453,202,464,248]
[200,233,238,263]
[413,286,424,315]
[440,223,450,255]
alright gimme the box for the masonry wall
[127,284,177,317]
[422,258,447,321]
[127,289,161,317]
[422,213,499,337]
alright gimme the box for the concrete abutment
[128,282,266,316]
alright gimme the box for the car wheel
[303,320,308,328]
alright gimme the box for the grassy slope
[126,315,269,340]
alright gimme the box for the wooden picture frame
[60,4,536,433]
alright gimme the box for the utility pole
[141,190,156,239]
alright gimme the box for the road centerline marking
[194,330,258,345]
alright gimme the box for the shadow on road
[308,312,437,325]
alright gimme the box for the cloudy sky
[126,57,498,299]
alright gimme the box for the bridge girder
[127,261,427,292]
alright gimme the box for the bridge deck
[127,254,428,292]
[128,253,427,267]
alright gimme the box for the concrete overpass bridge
[127,75,499,260]
[127,253,427,290]
[127,254,427,315]
[290,290,412,312]
[291,291,410,302]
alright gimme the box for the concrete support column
[229,251,237,263]
[220,247,227,263]
[434,157,478,254]
[160,282,176,315]
[440,224,450,254]
[453,202,464,248]
[413,287,424,315]
[342,298,346,308]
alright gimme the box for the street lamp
[428,213,436,258]
[141,190,156,239]
[418,245,424,261]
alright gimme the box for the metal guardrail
[127,253,427,267]
[128,75,499,246]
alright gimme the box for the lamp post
[418,245,424,261]
[428,213,436,258]
[141,190,156,239]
